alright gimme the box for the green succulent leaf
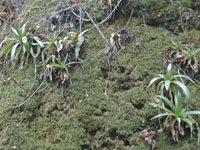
[171,40,176,46]
[156,95,176,112]
[156,80,164,94]
[182,118,193,138]
[22,23,27,36]
[11,27,21,37]
[0,38,8,49]
[172,75,194,83]
[149,102,172,113]
[49,63,65,69]
[151,112,174,120]
[157,74,164,78]
[177,117,182,132]
[148,76,162,87]
[75,47,79,59]
[33,36,44,48]
[166,64,172,74]
[164,80,171,91]
[160,84,165,96]
[173,80,191,101]
[22,36,30,54]
[174,91,183,113]
[57,58,63,65]
[11,43,20,64]
[184,111,200,115]
[0,41,16,57]
[194,49,200,54]
[64,54,69,64]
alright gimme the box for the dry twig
[84,9,109,45]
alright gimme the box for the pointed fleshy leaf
[11,27,21,37]
[177,117,181,133]
[151,113,174,120]
[184,111,200,115]
[75,47,79,59]
[182,118,193,139]
[22,23,27,36]
[22,36,28,45]
[22,36,30,54]
[0,42,16,57]
[0,38,8,49]
[64,54,68,64]
[149,102,172,113]
[156,80,164,94]
[160,84,165,96]
[177,91,183,111]
[164,80,170,91]
[11,43,20,64]
[174,92,179,108]
[167,64,172,74]
[33,36,44,48]
[57,58,62,64]
[156,95,176,112]
[172,75,194,83]
[171,40,176,46]
[49,63,65,69]
[148,76,162,87]
[157,74,164,78]
[57,58,65,68]
[173,80,191,101]
[65,60,84,67]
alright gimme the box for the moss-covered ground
[1,1,200,150]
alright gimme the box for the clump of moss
[125,0,200,32]
[1,0,200,149]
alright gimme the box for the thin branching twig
[3,70,28,93]
[98,0,122,26]
[125,9,134,29]
[84,9,109,45]
[0,68,48,109]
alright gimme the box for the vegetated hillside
[0,0,200,150]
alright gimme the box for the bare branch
[84,9,109,45]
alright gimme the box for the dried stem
[84,9,109,45]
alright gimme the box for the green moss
[1,1,200,149]
[125,0,200,31]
